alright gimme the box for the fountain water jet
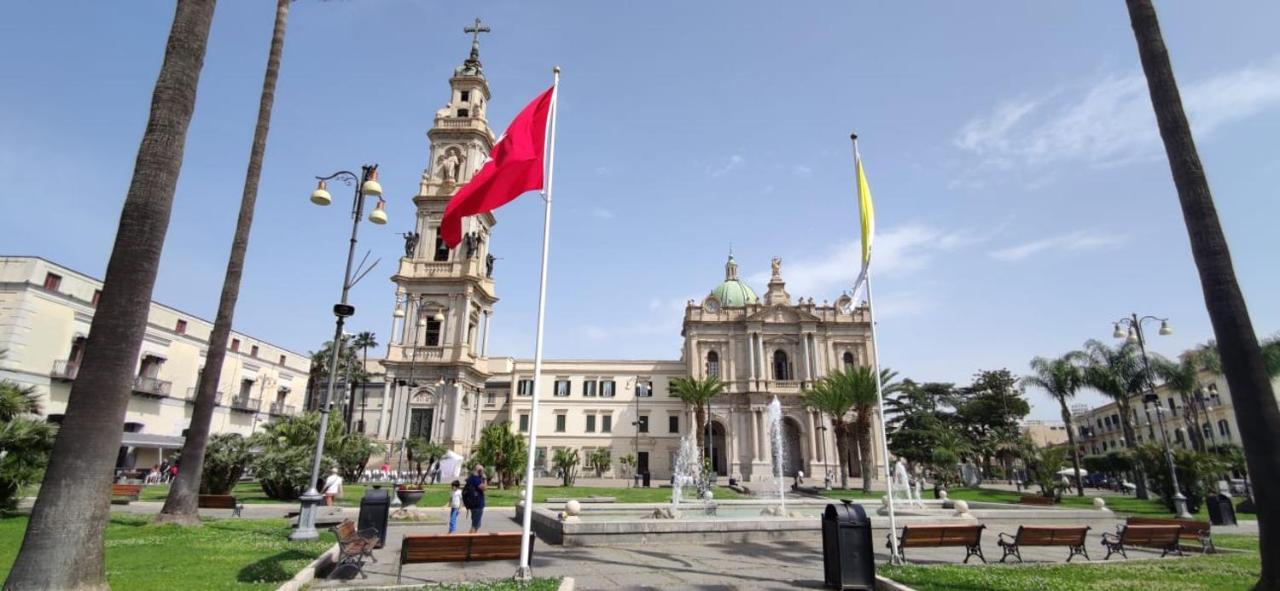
[671,433,702,513]
[766,396,786,514]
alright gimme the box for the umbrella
[1056,468,1088,477]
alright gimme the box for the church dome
[708,255,758,307]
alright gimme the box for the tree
[553,448,580,487]
[472,422,526,489]
[158,0,290,527]
[332,432,384,483]
[587,448,612,478]
[5,2,217,588]
[1134,444,1224,514]
[927,425,971,491]
[885,380,958,468]
[404,438,445,486]
[350,331,378,432]
[307,336,365,413]
[668,376,725,452]
[250,412,343,500]
[1078,339,1151,500]
[1126,1,1280,584]
[193,433,250,495]
[1024,354,1087,496]
[1152,354,1208,452]
[803,377,856,489]
[0,380,56,510]
[1022,442,1071,499]
[955,369,1030,479]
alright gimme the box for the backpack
[462,479,481,509]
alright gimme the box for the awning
[120,433,185,449]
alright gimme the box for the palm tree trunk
[3,2,216,588]
[1126,1,1280,584]
[1116,399,1150,500]
[833,423,849,489]
[156,0,288,526]
[1058,401,1085,497]
[858,423,873,493]
[694,405,706,451]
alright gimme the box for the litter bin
[1206,493,1237,526]
[358,485,392,548]
[642,471,651,488]
[822,500,874,590]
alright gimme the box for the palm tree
[158,0,290,527]
[1127,2,1280,581]
[668,376,725,451]
[4,2,217,587]
[804,367,895,492]
[351,331,378,433]
[552,448,580,487]
[1077,339,1150,500]
[803,380,855,489]
[0,380,57,511]
[1152,354,1206,452]
[1023,354,1086,496]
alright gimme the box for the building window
[250,345,259,358]
[43,273,62,291]
[842,351,855,369]
[669,415,679,433]
[705,351,720,379]
[138,355,164,378]
[91,289,101,307]
[1218,419,1231,438]
[555,414,566,432]
[517,379,534,396]
[460,90,470,102]
[279,354,287,365]
[1174,429,1185,446]
[554,379,571,397]
[486,391,495,406]
[239,379,254,399]
[586,415,596,433]
[424,318,443,346]
[600,380,616,397]
[602,414,612,433]
[1168,397,1178,417]
[1202,423,1212,439]
[773,350,791,380]
[433,233,450,262]
[637,415,649,433]
[457,108,469,117]
[636,379,652,398]
[175,319,187,334]
[583,380,598,397]
[231,338,241,352]
[519,414,529,432]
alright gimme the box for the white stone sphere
[938,490,949,501]
[953,500,970,515]
[1093,497,1107,510]
[702,490,714,501]
[566,500,582,516]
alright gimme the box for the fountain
[766,396,787,515]
[670,433,702,514]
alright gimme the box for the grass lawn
[0,514,332,590]
[881,534,1261,591]
[138,482,746,508]
[418,579,561,590]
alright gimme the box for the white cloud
[791,164,813,177]
[592,208,615,220]
[954,57,1280,179]
[989,230,1127,262]
[707,154,745,177]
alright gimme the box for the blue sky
[2,1,1277,420]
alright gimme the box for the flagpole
[852,133,900,565]
[516,66,559,581]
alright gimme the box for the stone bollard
[953,499,973,518]
[1093,497,1107,510]
[938,490,949,501]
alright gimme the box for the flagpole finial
[553,65,561,74]
[850,132,858,141]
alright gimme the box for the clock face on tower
[704,296,721,313]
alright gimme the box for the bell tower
[381,19,498,457]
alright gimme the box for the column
[728,408,739,476]
[806,411,818,471]
[756,409,767,459]
[758,335,768,384]
[481,311,492,357]
[750,409,760,462]
[801,332,811,383]
[747,333,756,386]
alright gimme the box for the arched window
[842,351,855,370]
[1218,419,1231,439]
[1202,423,1212,439]
[705,351,720,379]
[773,350,791,381]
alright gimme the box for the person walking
[462,464,487,533]
[447,480,462,534]
[323,468,344,507]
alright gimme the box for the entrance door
[707,421,727,476]
[637,451,650,475]
[409,408,434,441]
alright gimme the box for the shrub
[472,422,526,489]
[0,380,56,510]
[1135,444,1224,513]
[200,433,251,494]
[249,412,343,500]
[553,448,580,487]
[332,433,384,483]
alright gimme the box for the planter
[397,487,424,507]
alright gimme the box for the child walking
[447,480,462,534]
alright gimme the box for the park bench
[328,520,379,580]
[1018,495,1056,506]
[887,524,986,564]
[997,525,1090,562]
[110,484,142,504]
[1101,524,1181,560]
[1126,516,1215,553]
[197,494,243,517]
[397,532,533,583]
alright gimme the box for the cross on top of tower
[464,17,490,61]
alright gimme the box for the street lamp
[1114,313,1192,519]
[817,417,831,490]
[291,165,388,541]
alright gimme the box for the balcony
[269,402,297,416]
[51,360,80,381]
[183,387,226,404]
[229,396,262,413]
[132,376,172,398]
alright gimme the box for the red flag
[441,86,555,247]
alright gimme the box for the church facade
[363,33,883,483]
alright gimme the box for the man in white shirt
[323,468,344,506]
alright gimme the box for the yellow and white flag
[851,147,874,296]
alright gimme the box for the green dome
[710,280,759,307]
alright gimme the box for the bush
[553,448,580,487]
[472,422,526,489]
[200,433,251,495]
[1135,444,1224,514]
[0,380,56,510]
[332,433,384,483]
[249,412,343,500]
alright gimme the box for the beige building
[1020,419,1070,447]
[0,256,311,471]
[356,38,881,483]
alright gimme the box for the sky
[2,1,1278,421]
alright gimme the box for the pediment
[746,305,820,324]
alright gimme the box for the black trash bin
[358,485,392,548]
[822,500,874,590]
[642,471,651,488]
[1207,493,1237,526]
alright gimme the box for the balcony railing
[51,360,80,381]
[269,402,297,416]
[132,376,172,398]
[229,396,261,413]
[184,387,227,403]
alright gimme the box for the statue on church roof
[401,231,419,259]
[770,256,782,279]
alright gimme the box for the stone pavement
[312,510,1196,591]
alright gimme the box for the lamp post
[818,416,831,490]
[1113,313,1191,519]
[291,165,388,541]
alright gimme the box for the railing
[432,117,488,131]
[229,396,261,413]
[388,345,448,363]
[132,376,172,397]
[184,387,226,403]
[51,360,79,381]
[269,402,297,416]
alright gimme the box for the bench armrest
[997,532,1015,542]
[1101,531,1119,543]
[357,526,379,539]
